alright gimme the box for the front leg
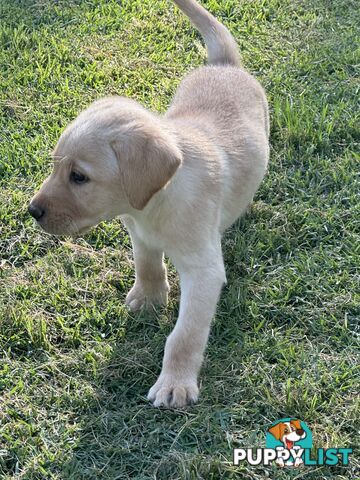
[148,248,226,408]
[124,219,169,311]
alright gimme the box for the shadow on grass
[55,217,356,479]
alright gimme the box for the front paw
[125,280,169,312]
[147,373,199,408]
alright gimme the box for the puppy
[268,420,307,467]
[29,0,269,408]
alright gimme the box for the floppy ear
[291,419,301,430]
[268,423,283,440]
[111,122,182,210]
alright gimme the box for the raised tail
[172,0,241,67]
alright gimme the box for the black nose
[28,203,45,221]
[296,428,305,436]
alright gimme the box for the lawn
[0,0,359,478]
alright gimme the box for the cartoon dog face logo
[268,419,306,449]
[268,419,307,467]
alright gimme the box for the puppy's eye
[70,171,89,184]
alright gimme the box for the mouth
[73,226,92,236]
[34,219,84,237]
[285,439,294,449]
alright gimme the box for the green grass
[0,0,359,478]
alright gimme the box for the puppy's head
[268,420,306,449]
[28,97,182,235]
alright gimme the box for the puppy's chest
[138,225,166,250]
[122,215,167,251]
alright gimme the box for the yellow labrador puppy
[29,0,269,408]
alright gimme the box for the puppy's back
[168,0,269,139]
